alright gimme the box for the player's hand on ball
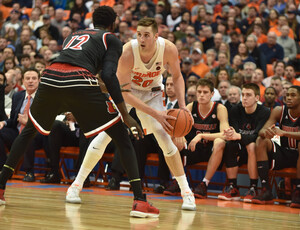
[155,110,175,133]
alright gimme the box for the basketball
[166,109,194,137]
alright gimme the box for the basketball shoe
[218,185,240,201]
[252,187,274,204]
[163,180,181,196]
[194,182,207,199]
[182,192,196,211]
[290,189,300,208]
[243,187,257,203]
[130,196,160,218]
[0,189,5,205]
[66,184,82,204]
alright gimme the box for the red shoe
[194,182,207,199]
[218,185,240,201]
[243,187,257,203]
[130,200,160,218]
[0,189,5,205]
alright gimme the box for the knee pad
[224,141,239,168]
[87,131,112,156]
[153,129,177,157]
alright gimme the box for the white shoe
[66,184,82,204]
[181,192,196,211]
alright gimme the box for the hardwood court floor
[0,180,299,230]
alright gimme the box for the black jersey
[229,103,270,145]
[279,105,300,150]
[185,101,220,144]
[53,29,122,75]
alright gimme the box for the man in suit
[0,69,45,181]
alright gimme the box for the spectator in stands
[28,7,43,33]
[277,25,297,64]
[227,86,241,109]
[251,23,267,46]
[270,76,284,101]
[166,2,182,32]
[3,57,16,73]
[262,86,281,110]
[252,68,266,101]
[1,9,22,37]
[51,8,67,37]
[213,32,223,55]
[181,57,200,82]
[237,42,256,64]
[243,62,256,84]
[217,80,231,107]
[246,34,267,77]
[0,37,7,52]
[186,85,197,103]
[206,49,218,70]
[269,14,294,39]
[15,29,32,59]
[285,65,300,86]
[211,52,235,79]
[263,61,285,87]
[4,70,16,101]
[264,8,279,31]
[20,54,33,70]
[0,72,8,120]
[259,32,284,65]
[58,26,72,47]
[190,48,209,78]
[134,1,154,20]
[69,0,89,24]
[202,26,215,53]
[34,60,46,74]
[34,14,60,41]
[5,28,18,47]
[240,7,257,34]
[204,72,222,102]
[253,86,300,208]
[219,83,270,202]
[230,72,244,88]
[231,54,242,72]
[281,80,293,104]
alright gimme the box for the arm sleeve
[240,107,271,145]
[100,34,124,105]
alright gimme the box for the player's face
[136,26,158,50]
[286,88,300,109]
[196,85,213,104]
[241,88,258,108]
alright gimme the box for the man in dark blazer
[0,69,46,181]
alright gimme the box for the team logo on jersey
[106,101,117,114]
[246,123,251,130]
[212,114,216,119]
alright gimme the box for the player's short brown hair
[137,18,158,34]
[242,83,260,96]
[196,78,214,92]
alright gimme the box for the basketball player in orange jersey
[66,18,196,211]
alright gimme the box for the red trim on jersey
[288,110,299,122]
[49,63,90,73]
[85,116,121,138]
[29,112,50,136]
[102,32,112,50]
[197,102,216,120]
[279,105,285,124]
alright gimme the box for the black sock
[250,179,258,188]
[257,161,270,189]
[228,178,237,187]
[130,180,144,200]
[112,170,122,182]
[0,166,14,190]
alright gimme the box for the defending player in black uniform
[0,6,159,217]
[253,86,300,208]
[185,79,229,198]
[219,83,270,203]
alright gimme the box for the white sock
[203,178,210,186]
[175,174,192,195]
[72,132,111,189]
